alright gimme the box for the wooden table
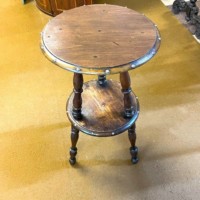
[41,4,161,165]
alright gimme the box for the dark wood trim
[35,0,54,16]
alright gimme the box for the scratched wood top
[66,80,139,137]
[42,4,159,73]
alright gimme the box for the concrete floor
[0,0,200,199]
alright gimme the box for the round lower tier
[66,80,139,137]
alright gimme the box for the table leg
[120,71,134,118]
[98,75,107,86]
[128,123,139,164]
[72,73,83,120]
[69,125,79,165]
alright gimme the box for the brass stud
[105,69,110,74]
[131,64,136,68]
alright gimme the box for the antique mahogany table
[41,4,160,165]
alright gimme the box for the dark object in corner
[172,0,200,39]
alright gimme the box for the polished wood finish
[72,73,83,120]
[128,124,139,164]
[42,4,158,71]
[120,71,134,118]
[36,0,93,16]
[69,125,79,165]
[50,0,93,16]
[66,80,139,137]
[50,0,76,16]
[36,0,53,16]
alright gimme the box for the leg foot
[69,125,79,165]
[128,123,139,164]
[130,146,139,164]
[69,147,77,165]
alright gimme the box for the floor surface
[0,0,200,199]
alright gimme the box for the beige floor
[0,0,200,200]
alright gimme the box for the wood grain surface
[42,4,159,71]
[66,80,139,137]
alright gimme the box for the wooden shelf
[66,80,140,137]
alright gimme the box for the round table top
[41,4,160,74]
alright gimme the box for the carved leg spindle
[120,71,134,118]
[72,73,83,120]
[98,75,107,86]
[69,125,79,165]
[128,123,139,164]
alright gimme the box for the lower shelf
[66,80,139,137]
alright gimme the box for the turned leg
[98,75,107,86]
[69,125,79,165]
[72,73,83,120]
[120,71,134,118]
[128,123,139,164]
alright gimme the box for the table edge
[40,23,161,75]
